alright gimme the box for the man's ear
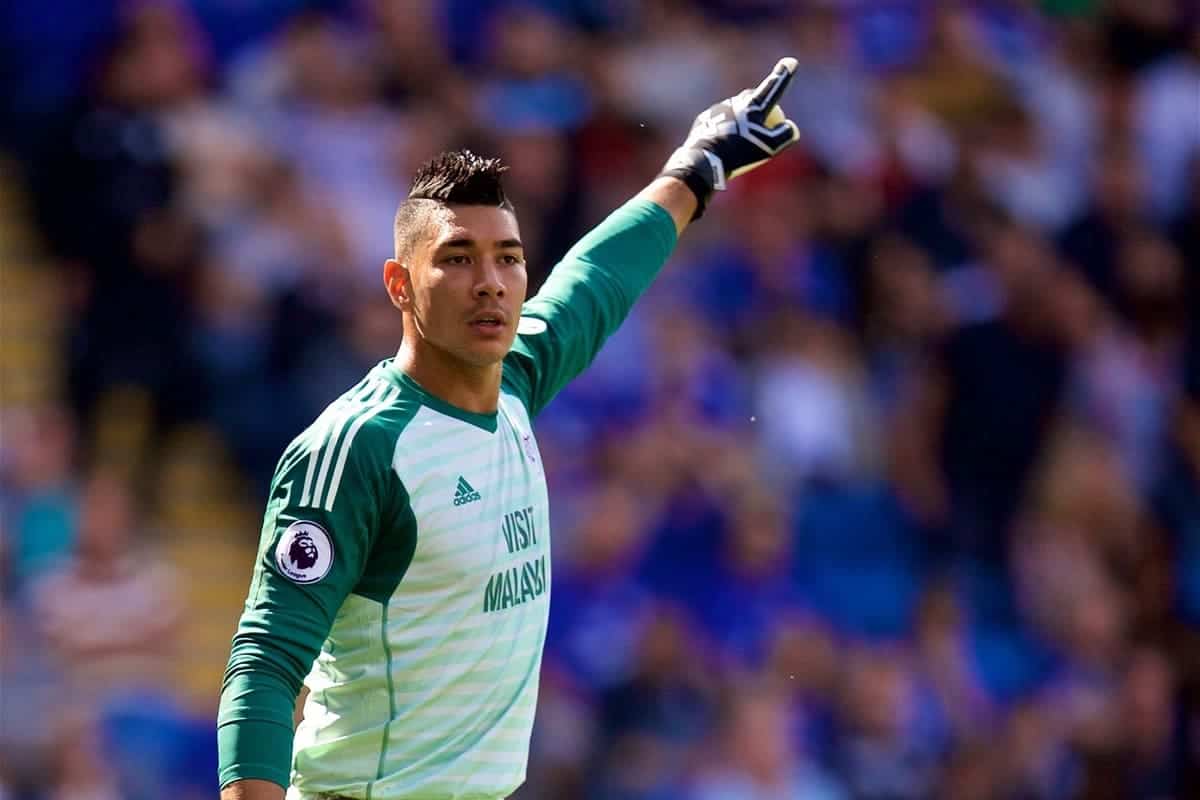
[384,259,412,311]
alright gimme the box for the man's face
[387,203,527,367]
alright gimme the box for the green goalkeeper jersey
[218,198,677,799]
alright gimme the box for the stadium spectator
[0,406,80,594]
[30,469,181,702]
[689,683,845,800]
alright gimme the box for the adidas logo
[453,476,482,506]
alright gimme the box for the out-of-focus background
[0,0,1198,798]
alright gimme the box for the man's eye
[501,254,524,265]
[445,255,470,265]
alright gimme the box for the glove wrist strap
[658,147,721,221]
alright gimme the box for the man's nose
[474,261,505,298]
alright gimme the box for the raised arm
[503,57,802,417]
[637,176,699,236]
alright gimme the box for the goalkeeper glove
[660,57,801,219]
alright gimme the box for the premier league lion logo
[289,532,319,570]
[275,521,333,584]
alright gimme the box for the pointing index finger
[750,56,799,110]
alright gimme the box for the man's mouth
[468,311,508,331]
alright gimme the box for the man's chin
[421,333,513,369]
[458,340,513,368]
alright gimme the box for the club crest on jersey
[275,521,333,584]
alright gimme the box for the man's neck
[395,339,502,415]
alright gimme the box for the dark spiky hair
[393,150,514,258]
[408,150,511,205]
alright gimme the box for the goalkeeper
[219,58,801,800]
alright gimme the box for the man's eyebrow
[437,238,524,249]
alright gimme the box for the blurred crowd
[1,0,1199,798]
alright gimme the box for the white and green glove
[660,57,801,219]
